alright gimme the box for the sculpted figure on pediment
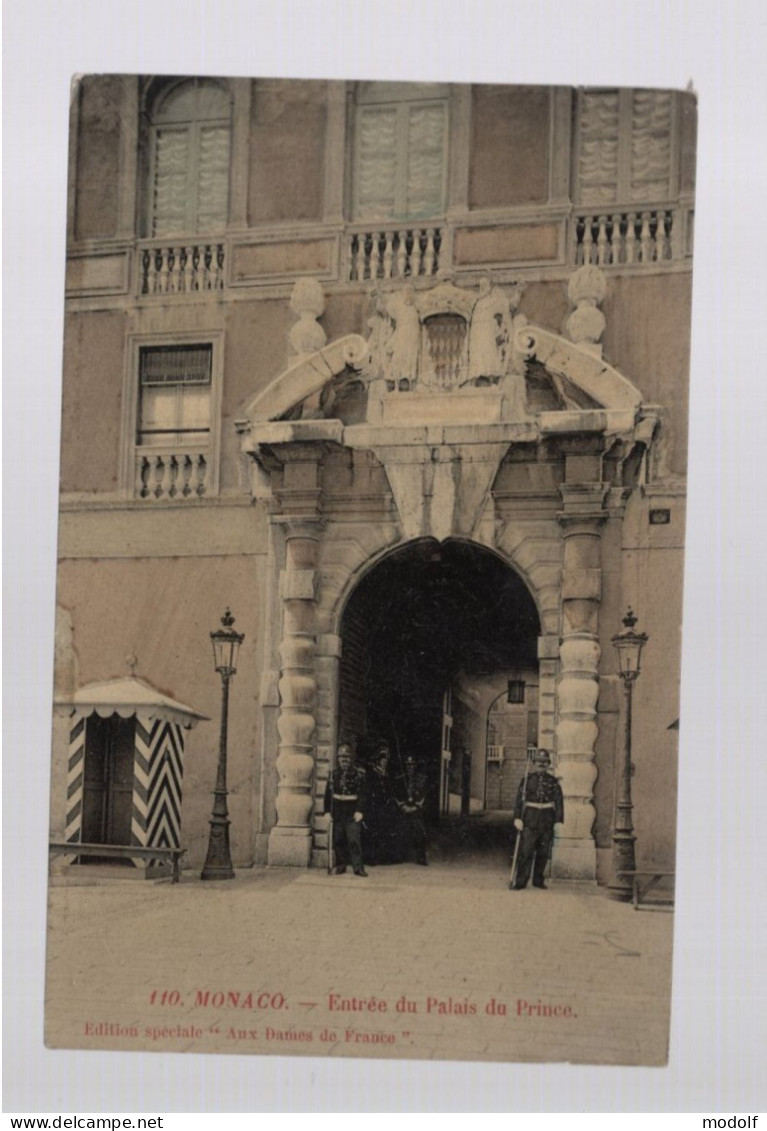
[357,287,393,382]
[384,285,420,389]
[467,277,515,383]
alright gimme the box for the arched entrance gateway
[236,267,663,883]
[338,539,540,835]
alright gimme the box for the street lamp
[201,608,244,881]
[608,608,648,900]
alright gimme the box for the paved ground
[44,817,673,1067]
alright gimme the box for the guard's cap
[535,749,552,764]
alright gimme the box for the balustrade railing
[130,208,689,299]
[573,206,686,267]
[138,241,225,295]
[346,225,443,282]
[135,449,208,500]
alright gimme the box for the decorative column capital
[558,482,610,526]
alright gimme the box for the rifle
[326,766,334,875]
[509,746,535,890]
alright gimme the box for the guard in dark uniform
[512,749,564,889]
[324,742,368,876]
[364,742,397,865]
[395,755,428,865]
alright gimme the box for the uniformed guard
[364,741,398,865]
[511,748,564,890]
[395,755,428,866]
[324,742,368,876]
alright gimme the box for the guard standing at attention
[364,742,398,865]
[395,755,429,866]
[511,749,564,890]
[324,742,368,876]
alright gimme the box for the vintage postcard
[45,75,694,1066]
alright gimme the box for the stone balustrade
[135,449,208,500]
[573,205,687,267]
[126,206,690,300]
[138,241,225,295]
[346,225,443,282]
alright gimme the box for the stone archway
[237,269,662,882]
[335,538,541,832]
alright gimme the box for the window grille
[137,345,212,446]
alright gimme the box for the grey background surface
[4,0,766,1112]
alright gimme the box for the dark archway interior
[339,539,540,824]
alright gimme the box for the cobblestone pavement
[45,822,673,1067]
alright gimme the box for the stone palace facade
[51,78,694,882]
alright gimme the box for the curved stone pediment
[240,272,645,434]
[237,272,657,540]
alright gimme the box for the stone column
[554,474,608,882]
[267,448,324,866]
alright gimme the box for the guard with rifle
[324,742,368,877]
[509,748,564,890]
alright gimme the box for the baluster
[202,246,211,289]
[640,212,653,262]
[180,455,193,497]
[191,246,200,290]
[382,231,394,279]
[347,233,358,282]
[423,228,436,275]
[151,456,164,499]
[411,229,423,276]
[170,247,182,294]
[397,230,408,277]
[151,248,161,294]
[195,456,207,496]
[573,216,584,266]
[611,213,623,265]
[657,211,670,260]
[369,232,381,280]
[162,456,175,499]
[581,216,594,265]
[216,244,225,288]
[182,246,194,292]
[597,215,609,265]
[166,455,178,498]
[136,456,149,499]
[625,213,637,264]
[141,249,151,295]
[157,248,169,294]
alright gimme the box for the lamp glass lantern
[211,608,244,675]
[611,608,648,681]
[507,678,525,704]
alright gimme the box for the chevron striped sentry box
[58,676,208,878]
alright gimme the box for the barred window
[137,345,212,446]
[149,79,231,236]
[353,82,448,222]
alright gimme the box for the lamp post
[608,608,648,900]
[201,608,244,881]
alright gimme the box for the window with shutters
[576,88,677,205]
[148,79,232,236]
[352,83,449,222]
